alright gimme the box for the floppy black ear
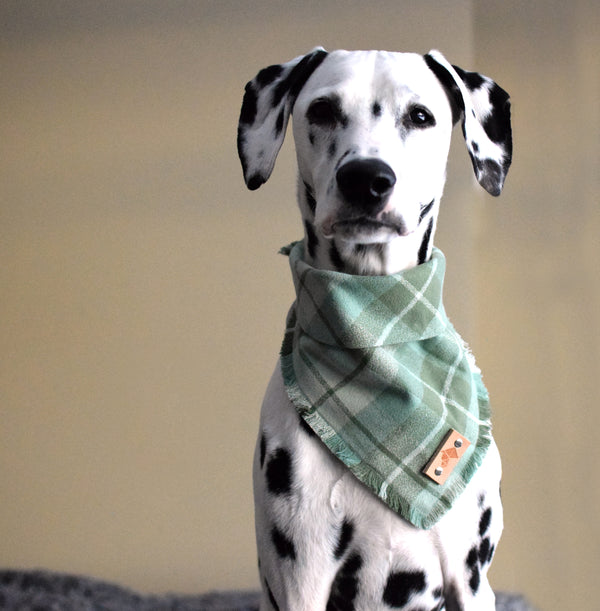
[237,48,328,190]
[424,50,512,196]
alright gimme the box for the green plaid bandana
[280,241,491,530]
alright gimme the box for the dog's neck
[300,206,438,276]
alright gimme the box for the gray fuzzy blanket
[0,569,536,610]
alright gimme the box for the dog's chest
[255,364,503,609]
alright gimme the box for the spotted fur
[333,519,354,560]
[240,48,510,610]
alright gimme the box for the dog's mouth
[325,215,411,241]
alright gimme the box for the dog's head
[238,48,512,273]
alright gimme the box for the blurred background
[2,1,598,609]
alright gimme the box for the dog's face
[238,48,511,274]
[292,51,454,247]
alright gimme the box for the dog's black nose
[336,158,396,213]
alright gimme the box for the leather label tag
[423,429,471,485]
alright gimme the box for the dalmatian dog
[237,48,512,611]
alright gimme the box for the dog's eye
[407,106,435,128]
[307,99,338,127]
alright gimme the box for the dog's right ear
[237,48,328,190]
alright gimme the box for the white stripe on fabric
[379,332,465,500]
[376,258,440,346]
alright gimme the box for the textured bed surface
[0,569,536,610]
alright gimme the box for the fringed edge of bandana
[280,346,493,530]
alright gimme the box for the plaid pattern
[280,241,491,530]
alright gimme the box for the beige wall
[472,2,600,609]
[1,1,598,609]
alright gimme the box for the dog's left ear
[424,50,512,196]
[237,47,328,190]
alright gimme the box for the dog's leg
[254,368,349,611]
[436,442,503,610]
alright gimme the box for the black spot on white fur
[454,66,485,91]
[465,505,495,594]
[418,218,434,265]
[266,448,293,495]
[466,547,478,570]
[382,570,427,608]
[469,563,480,594]
[333,519,354,560]
[418,199,435,225]
[272,51,328,109]
[479,507,492,536]
[484,83,512,147]
[259,433,266,469]
[238,86,258,126]
[479,537,491,565]
[304,219,319,258]
[326,553,362,611]
[255,64,284,88]
[271,525,296,560]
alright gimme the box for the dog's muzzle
[329,158,406,239]
[336,158,396,214]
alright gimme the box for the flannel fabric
[280,241,491,529]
